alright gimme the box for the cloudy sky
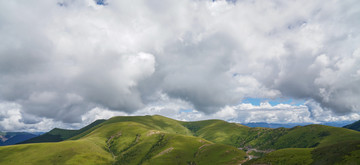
[1,0,360,131]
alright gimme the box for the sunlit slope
[0,139,113,165]
[182,119,270,147]
[0,115,246,165]
[70,115,192,140]
[81,121,245,165]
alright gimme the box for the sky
[0,0,360,132]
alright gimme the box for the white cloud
[2,98,360,131]
[0,102,77,132]
[0,0,359,131]
[81,107,127,124]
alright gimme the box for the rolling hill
[0,115,245,165]
[0,115,360,165]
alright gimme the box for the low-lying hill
[1,115,360,165]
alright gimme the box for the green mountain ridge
[1,115,360,165]
[21,119,106,144]
[343,120,360,131]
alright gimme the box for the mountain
[0,115,359,165]
[20,119,106,144]
[243,121,354,128]
[0,132,39,146]
[343,120,360,131]
[0,115,245,165]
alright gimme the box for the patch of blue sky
[95,0,107,6]
[242,98,262,105]
[242,98,305,106]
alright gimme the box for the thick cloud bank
[0,0,359,130]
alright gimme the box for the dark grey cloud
[0,0,359,129]
[158,32,242,113]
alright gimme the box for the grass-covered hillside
[1,115,360,165]
[182,119,360,165]
[244,140,360,165]
[182,120,360,149]
[0,115,245,165]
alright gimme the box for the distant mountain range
[243,121,355,128]
[0,132,42,146]
[0,115,359,165]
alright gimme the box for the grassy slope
[182,119,360,165]
[182,119,272,148]
[0,139,113,165]
[184,121,360,149]
[244,148,314,165]
[261,125,360,149]
[78,116,245,165]
[70,115,192,140]
[311,140,360,165]
[0,115,245,165]
[240,125,360,165]
[1,115,360,165]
